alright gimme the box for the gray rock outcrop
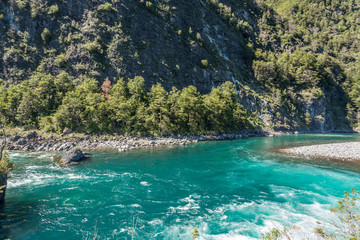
[60,149,90,165]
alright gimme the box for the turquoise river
[2,134,360,239]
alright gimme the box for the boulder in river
[60,149,90,165]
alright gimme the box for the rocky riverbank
[281,142,360,161]
[0,129,275,152]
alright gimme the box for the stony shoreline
[281,142,360,161]
[0,129,276,153]
[1,129,358,154]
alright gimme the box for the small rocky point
[281,142,360,161]
[60,149,90,165]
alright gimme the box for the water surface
[2,134,360,239]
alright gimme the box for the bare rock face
[60,149,90,165]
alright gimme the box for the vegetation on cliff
[0,0,359,133]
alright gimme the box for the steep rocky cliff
[0,0,358,132]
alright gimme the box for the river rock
[26,131,37,140]
[17,139,27,145]
[11,135,21,141]
[60,149,90,165]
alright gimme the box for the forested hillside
[0,0,359,135]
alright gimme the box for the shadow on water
[0,199,40,239]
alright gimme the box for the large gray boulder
[60,149,89,165]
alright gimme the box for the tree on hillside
[145,83,172,136]
[174,85,205,134]
[108,78,132,133]
[101,77,112,100]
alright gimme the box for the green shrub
[14,0,28,10]
[39,116,58,132]
[48,4,59,15]
[41,28,52,44]
[97,3,116,12]
[146,1,153,8]
[201,59,209,68]
[55,54,67,68]
[304,111,312,126]
[0,148,13,175]
[86,41,103,54]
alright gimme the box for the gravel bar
[281,142,360,161]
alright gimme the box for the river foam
[3,134,360,240]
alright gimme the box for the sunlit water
[2,134,360,239]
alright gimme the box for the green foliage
[144,84,171,136]
[128,76,146,101]
[86,38,103,55]
[0,71,74,128]
[13,0,28,10]
[146,1,153,8]
[54,77,108,132]
[304,111,312,126]
[0,71,255,134]
[261,228,282,240]
[0,0,359,131]
[108,78,132,133]
[39,116,58,132]
[0,148,13,175]
[173,85,205,134]
[48,4,59,15]
[330,188,360,239]
[200,60,209,68]
[204,82,243,133]
[97,3,116,13]
[55,54,67,68]
[191,227,199,240]
[41,28,52,45]
[256,0,360,124]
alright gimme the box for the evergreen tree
[145,83,172,136]
[108,78,132,133]
[174,85,205,134]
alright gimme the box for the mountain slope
[0,0,358,133]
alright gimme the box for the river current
[2,134,360,239]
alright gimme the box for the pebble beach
[281,142,360,161]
